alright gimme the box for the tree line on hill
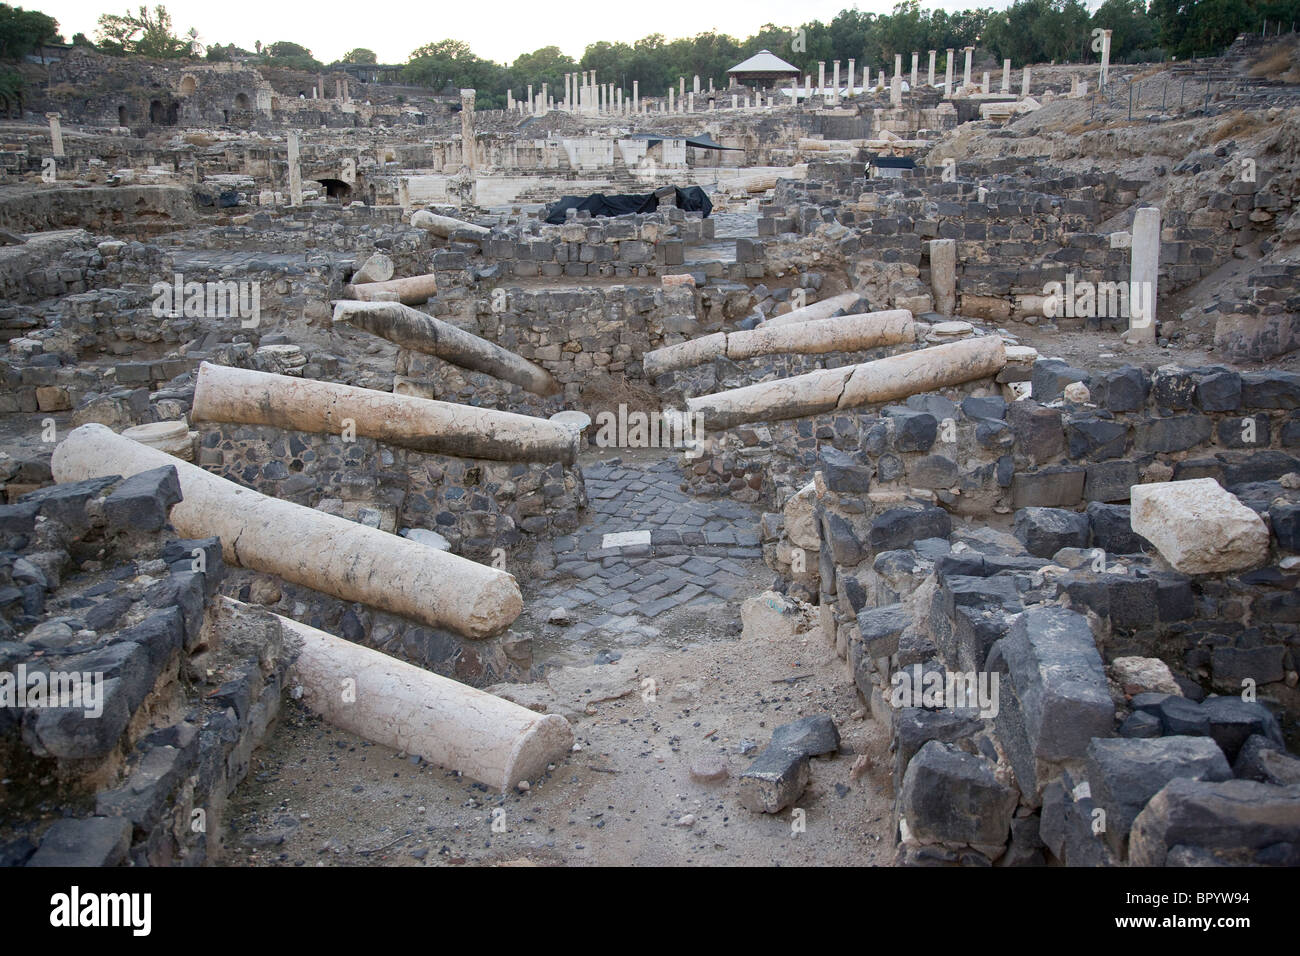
[1,0,1296,114]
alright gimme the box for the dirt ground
[224,604,897,867]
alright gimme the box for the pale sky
[39,0,1018,65]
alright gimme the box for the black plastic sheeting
[622,132,744,151]
[543,186,712,224]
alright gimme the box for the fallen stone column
[51,424,522,638]
[410,209,490,239]
[342,272,438,306]
[645,309,914,376]
[687,336,1005,430]
[256,603,572,792]
[192,363,579,465]
[333,300,560,396]
[352,252,395,284]
[762,291,864,327]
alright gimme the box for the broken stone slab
[102,464,182,533]
[1013,507,1090,558]
[270,603,571,792]
[1085,735,1232,857]
[991,606,1112,763]
[644,309,914,376]
[686,336,1006,431]
[333,299,559,396]
[27,816,133,867]
[1233,735,1300,785]
[192,363,577,465]
[1129,777,1300,866]
[738,745,810,813]
[1130,478,1269,574]
[51,424,521,639]
[900,739,1018,846]
[1200,695,1284,761]
[342,272,439,306]
[769,714,841,758]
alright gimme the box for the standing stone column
[679,76,685,102]
[832,60,840,104]
[928,50,937,87]
[894,53,903,81]
[911,52,919,90]
[1022,66,1031,97]
[1099,29,1113,89]
[541,82,548,113]
[891,72,902,107]
[693,74,700,94]
[963,46,974,89]
[1127,207,1160,344]
[46,112,63,158]
[847,59,856,95]
[818,61,826,96]
[287,130,303,206]
[930,239,957,316]
[668,87,675,112]
[460,89,476,174]
[804,75,811,98]
[982,70,990,93]
[945,49,955,98]
[633,80,639,111]
[1002,59,1011,92]
[688,92,695,112]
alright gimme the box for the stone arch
[234,92,250,109]
[179,74,197,96]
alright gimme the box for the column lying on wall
[342,272,438,306]
[686,337,1007,430]
[761,291,864,327]
[193,363,578,464]
[245,601,573,792]
[644,309,915,376]
[51,425,523,639]
[333,300,561,396]
[409,209,491,239]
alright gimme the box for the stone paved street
[527,453,767,651]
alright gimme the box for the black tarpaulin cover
[543,186,712,224]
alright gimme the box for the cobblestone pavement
[528,454,767,646]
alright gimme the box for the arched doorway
[118,105,127,126]
[234,92,249,109]
[179,75,197,96]
[318,178,352,199]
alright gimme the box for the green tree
[509,45,577,97]
[96,5,193,58]
[0,3,59,61]
[263,40,321,69]
[342,47,377,64]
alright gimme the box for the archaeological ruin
[1,16,1299,884]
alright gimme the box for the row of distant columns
[782,48,1041,106]
[496,41,1113,118]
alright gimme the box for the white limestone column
[1100,29,1113,89]
[1127,206,1160,344]
[287,129,302,206]
[928,50,936,87]
[963,46,973,89]
[46,112,63,158]
[945,50,954,98]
